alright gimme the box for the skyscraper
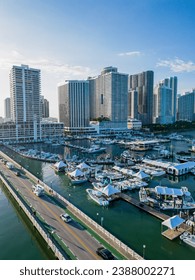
[153,82,172,124]
[40,96,50,118]
[88,66,128,128]
[58,80,89,130]
[162,76,177,122]
[4,97,11,119]
[177,90,195,121]
[129,71,154,125]
[10,64,41,140]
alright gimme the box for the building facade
[161,76,177,122]
[129,71,154,125]
[153,82,173,124]
[177,90,195,121]
[88,66,128,129]
[40,96,50,118]
[58,80,90,132]
[4,97,11,119]
[10,64,41,141]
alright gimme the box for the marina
[1,129,195,259]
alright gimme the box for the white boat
[180,232,195,248]
[68,169,88,184]
[153,145,166,151]
[86,189,109,206]
[87,145,106,154]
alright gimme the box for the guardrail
[0,150,142,260]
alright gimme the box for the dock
[118,193,191,240]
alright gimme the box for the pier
[118,193,190,240]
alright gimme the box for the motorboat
[86,189,109,206]
[87,145,106,154]
[68,169,88,184]
[180,232,195,248]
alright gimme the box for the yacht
[87,145,106,154]
[180,232,195,248]
[68,169,88,184]
[86,189,109,206]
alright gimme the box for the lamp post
[143,244,146,259]
[97,212,99,223]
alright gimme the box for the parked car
[60,213,72,223]
[96,247,115,260]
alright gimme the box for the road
[0,160,103,260]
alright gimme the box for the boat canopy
[54,161,67,169]
[69,169,84,177]
[162,215,185,229]
[155,186,184,196]
[102,184,120,197]
[77,162,91,170]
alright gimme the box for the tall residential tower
[10,64,41,140]
[58,80,90,132]
[129,71,154,125]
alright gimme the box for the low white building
[127,118,142,130]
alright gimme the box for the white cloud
[156,58,195,73]
[0,50,93,78]
[118,51,142,57]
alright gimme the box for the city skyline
[0,0,195,118]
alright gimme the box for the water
[1,130,195,259]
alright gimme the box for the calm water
[1,130,195,260]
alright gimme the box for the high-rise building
[153,82,172,124]
[88,66,128,128]
[162,76,177,122]
[40,96,49,118]
[58,80,90,131]
[4,97,11,119]
[129,71,154,125]
[177,90,195,121]
[128,90,138,119]
[10,64,41,141]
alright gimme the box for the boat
[68,168,88,184]
[153,145,166,151]
[86,189,109,206]
[180,232,195,248]
[86,145,106,154]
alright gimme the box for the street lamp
[143,244,146,259]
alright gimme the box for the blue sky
[0,0,195,118]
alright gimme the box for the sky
[0,0,195,119]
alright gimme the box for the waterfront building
[10,64,41,141]
[162,77,177,122]
[40,96,49,118]
[153,81,173,124]
[127,118,142,130]
[129,71,154,125]
[88,66,128,129]
[58,80,90,133]
[4,97,11,119]
[177,90,195,121]
[40,119,64,140]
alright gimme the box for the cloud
[118,51,142,57]
[0,50,93,78]
[156,58,195,73]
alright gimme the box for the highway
[0,160,103,260]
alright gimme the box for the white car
[60,213,72,223]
